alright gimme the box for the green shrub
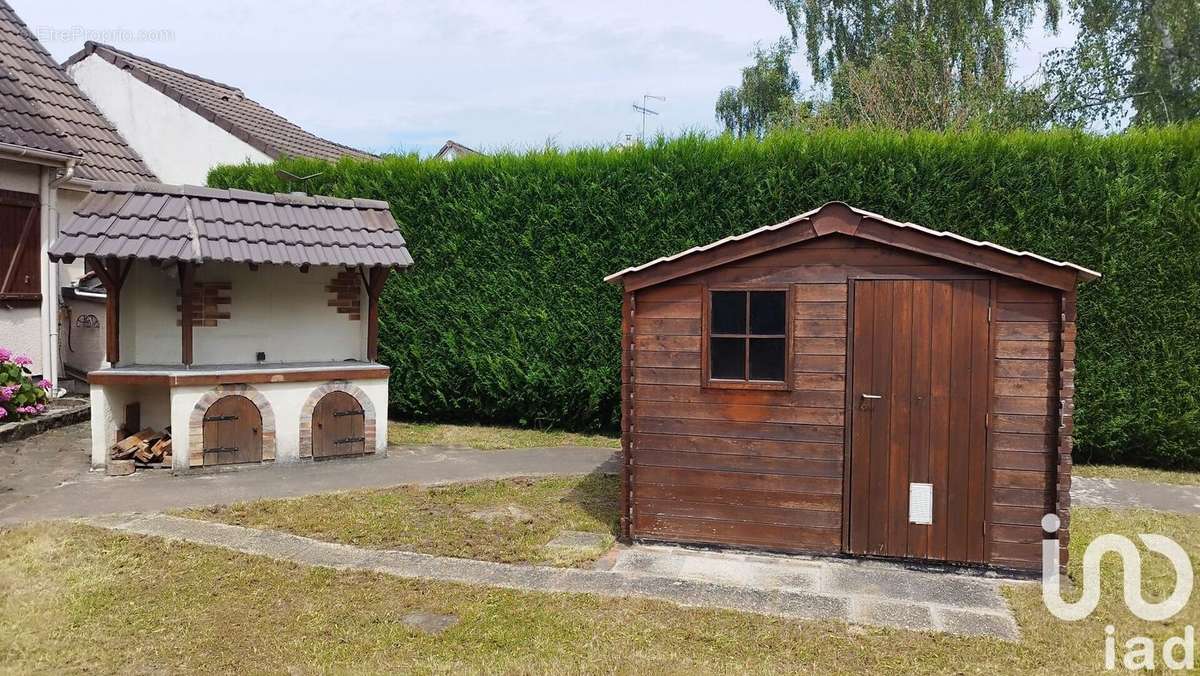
[209,125,1200,468]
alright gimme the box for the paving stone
[401,612,459,634]
[935,608,1020,641]
[823,564,1006,611]
[545,530,608,552]
[78,513,140,529]
[775,590,849,621]
[241,531,321,560]
[849,598,936,632]
[468,505,534,524]
[290,542,376,569]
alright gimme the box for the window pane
[749,291,786,335]
[711,291,746,334]
[748,338,786,381]
[710,337,745,379]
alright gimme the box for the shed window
[707,289,788,385]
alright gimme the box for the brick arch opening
[299,382,377,459]
[188,384,277,467]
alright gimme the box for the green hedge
[209,126,1200,468]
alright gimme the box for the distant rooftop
[65,41,376,163]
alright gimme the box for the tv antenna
[632,94,665,143]
[275,169,324,192]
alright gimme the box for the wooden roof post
[364,266,390,362]
[178,262,195,366]
[88,256,130,366]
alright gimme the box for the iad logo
[1042,514,1195,670]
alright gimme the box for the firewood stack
[110,427,173,467]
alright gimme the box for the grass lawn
[387,420,620,450]
[2,508,1196,673]
[1074,463,1200,486]
[180,474,619,567]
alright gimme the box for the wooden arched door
[312,391,365,459]
[202,395,263,466]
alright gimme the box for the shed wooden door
[847,279,991,563]
[202,395,263,466]
[312,391,365,459]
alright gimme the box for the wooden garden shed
[605,202,1099,572]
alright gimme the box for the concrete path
[0,434,617,524]
[82,513,1020,641]
[1072,476,1200,514]
[4,423,1198,524]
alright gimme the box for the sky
[22,0,1077,157]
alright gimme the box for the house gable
[67,53,272,185]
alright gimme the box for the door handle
[859,393,882,411]
[861,394,883,400]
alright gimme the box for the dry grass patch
[1074,463,1200,486]
[0,508,1196,673]
[181,474,619,567]
[387,420,620,450]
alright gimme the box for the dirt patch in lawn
[387,420,620,450]
[2,508,1197,673]
[179,473,619,567]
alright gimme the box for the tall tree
[817,31,1053,131]
[1044,0,1199,127]
[715,40,801,138]
[768,0,1060,88]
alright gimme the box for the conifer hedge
[209,126,1200,467]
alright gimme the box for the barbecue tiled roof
[65,42,376,163]
[49,182,412,268]
[0,2,156,181]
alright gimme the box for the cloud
[23,0,1073,156]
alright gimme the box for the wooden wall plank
[634,483,842,511]
[633,432,842,460]
[635,449,842,478]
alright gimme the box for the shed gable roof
[0,2,156,181]
[605,202,1100,291]
[49,182,412,269]
[64,42,376,163]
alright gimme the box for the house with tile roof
[0,0,156,386]
[64,41,375,186]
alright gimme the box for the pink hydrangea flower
[12,354,31,367]
[37,379,52,390]
[0,386,11,402]
[0,407,7,419]
[35,403,46,413]
[0,348,10,362]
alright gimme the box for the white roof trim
[604,203,1101,283]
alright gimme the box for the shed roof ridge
[604,202,1100,284]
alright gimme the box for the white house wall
[67,54,272,185]
[54,188,86,284]
[121,261,366,365]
